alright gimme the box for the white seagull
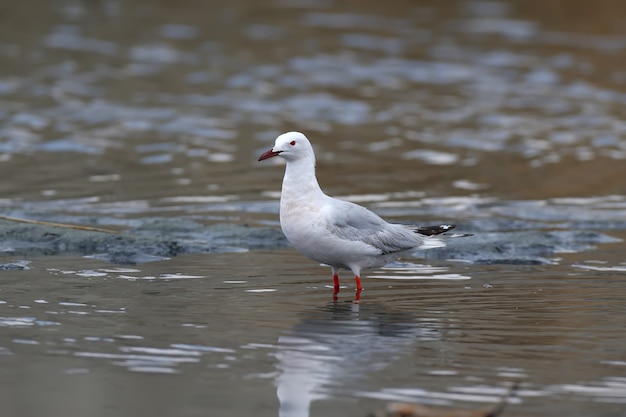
[259,131,464,296]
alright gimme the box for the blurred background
[1,0,626,226]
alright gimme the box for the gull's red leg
[354,275,363,291]
[332,273,340,301]
[354,273,362,302]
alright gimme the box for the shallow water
[1,0,626,416]
[2,250,626,417]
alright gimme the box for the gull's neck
[281,157,325,202]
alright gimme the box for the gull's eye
[290,140,296,146]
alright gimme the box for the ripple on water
[74,350,199,374]
[367,263,471,281]
[67,339,245,374]
[572,263,626,272]
[0,317,61,327]
[356,384,521,407]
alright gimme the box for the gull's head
[258,131,314,163]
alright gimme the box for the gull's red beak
[258,149,281,161]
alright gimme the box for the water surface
[2,250,626,416]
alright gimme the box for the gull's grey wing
[321,199,421,255]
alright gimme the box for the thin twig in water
[0,215,119,234]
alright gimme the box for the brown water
[1,1,626,416]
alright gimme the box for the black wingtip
[415,224,456,236]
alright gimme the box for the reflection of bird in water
[275,302,441,417]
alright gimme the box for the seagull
[259,131,465,297]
